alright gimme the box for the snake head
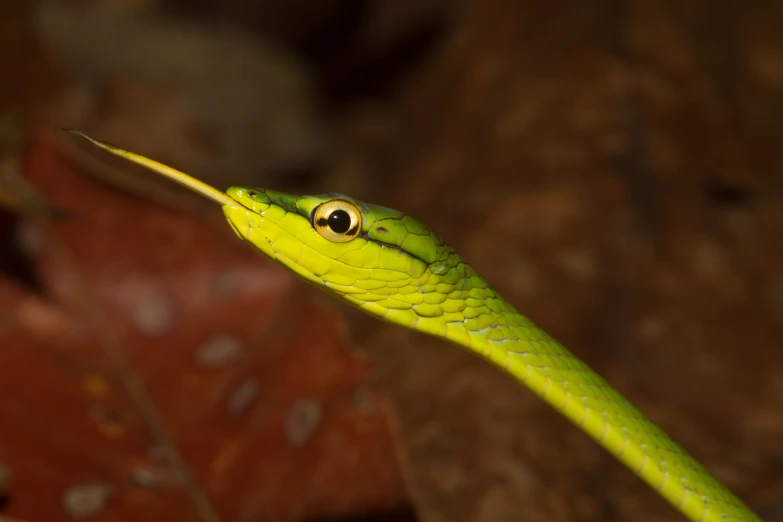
[222,186,493,338]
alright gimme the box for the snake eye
[313,200,362,243]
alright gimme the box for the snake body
[69,130,762,522]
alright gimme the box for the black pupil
[328,209,351,233]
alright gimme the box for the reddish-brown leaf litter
[2,1,783,522]
[0,137,414,522]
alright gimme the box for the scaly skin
[68,130,762,522]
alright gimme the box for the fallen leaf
[0,133,415,522]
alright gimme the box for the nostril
[248,190,257,198]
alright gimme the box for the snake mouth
[222,203,276,259]
[224,210,244,238]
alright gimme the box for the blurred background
[1,0,782,521]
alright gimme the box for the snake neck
[414,262,559,363]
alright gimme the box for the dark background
[1,1,781,521]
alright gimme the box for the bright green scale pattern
[222,187,761,522]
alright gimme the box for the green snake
[67,130,762,522]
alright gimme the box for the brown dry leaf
[0,134,415,522]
